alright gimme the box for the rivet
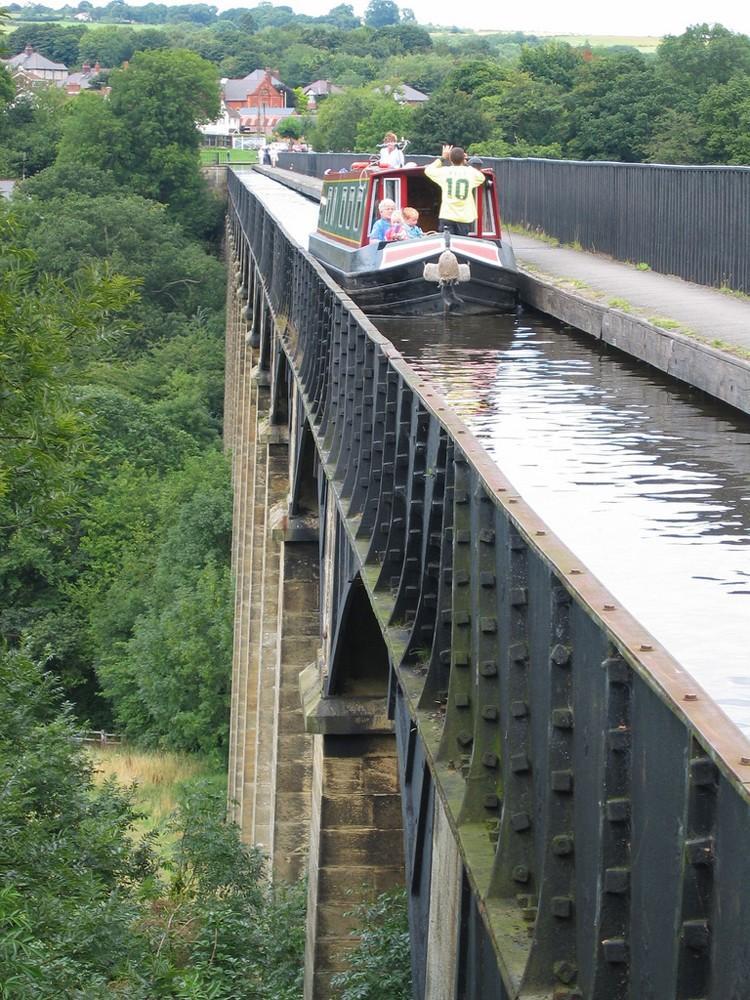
[639,644,653,652]
[553,960,577,984]
[569,568,582,575]
[536,530,546,536]
[684,692,698,701]
[741,756,750,766]
[603,604,616,611]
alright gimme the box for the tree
[518,40,584,90]
[0,65,14,108]
[380,22,432,53]
[7,23,86,65]
[656,23,750,105]
[480,71,569,147]
[78,25,169,66]
[311,87,376,150]
[323,3,360,30]
[566,52,664,162]
[355,89,413,151]
[0,86,69,178]
[410,87,492,153]
[96,49,221,234]
[364,0,400,28]
[0,214,136,543]
[276,116,304,141]
[645,108,708,164]
[699,74,750,164]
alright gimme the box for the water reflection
[378,312,750,737]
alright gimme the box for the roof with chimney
[303,79,344,97]
[223,69,288,103]
[3,45,68,72]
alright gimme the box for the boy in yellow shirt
[424,144,485,236]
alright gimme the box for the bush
[331,889,412,1000]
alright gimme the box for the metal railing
[228,169,750,999]
[277,152,750,293]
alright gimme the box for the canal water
[242,170,750,740]
[378,314,750,739]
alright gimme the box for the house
[64,61,105,95]
[376,82,429,107]
[303,79,344,110]
[0,180,16,200]
[234,105,297,139]
[2,45,68,85]
[198,103,243,148]
[222,68,291,111]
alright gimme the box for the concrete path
[510,231,750,355]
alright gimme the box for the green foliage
[656,23,750,104]
[410,87,492,153]
[330,889,411,1000]
[0,65,14,109]
[698,74,750,164]
[78,24,170,66]
[566,51,663,161]
[0,651,307,997]
[364,0,400,28]
[0,87,69,178]
[518,40,585,90]
[0,649,157,996]
[7,22,86,64]
[0,214,137,541]
[480,71,569,147]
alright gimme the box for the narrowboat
[307,161,517,316]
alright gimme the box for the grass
[88,745,223,843]
[199,148,258,165]
[718,283,750,301]
[608,297,632,312]
[648,315,682,330]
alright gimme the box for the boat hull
[309,232,518,317]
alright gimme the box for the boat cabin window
[382,178,400,204]
[479,181,498,237]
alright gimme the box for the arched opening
[328,574,389,697]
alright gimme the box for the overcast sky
[36,0,750,37]
[352,0,750,35]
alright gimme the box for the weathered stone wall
[224,239,406,992]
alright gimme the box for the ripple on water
[377,311,750,738]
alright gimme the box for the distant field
[2,17,166,33]
[540,33,662,53]
[430,29,662,53]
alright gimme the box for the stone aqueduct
[224,170,750,1000]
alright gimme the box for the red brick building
[222,68,288,111]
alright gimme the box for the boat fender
[423,250,471,285]
[350,161,371,170]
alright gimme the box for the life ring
[350,161,370,170]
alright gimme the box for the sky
[32,0,750,36]
[351,0,750,36]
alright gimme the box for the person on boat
[385,210,408,242]
[368,198,397,242]
[380,132,405,169]
[403,207,423,237]
[424,144,485,236]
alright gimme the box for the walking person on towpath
[425,144,485,236]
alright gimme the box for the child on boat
[385,210,408,242]
[403,207,423,237]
